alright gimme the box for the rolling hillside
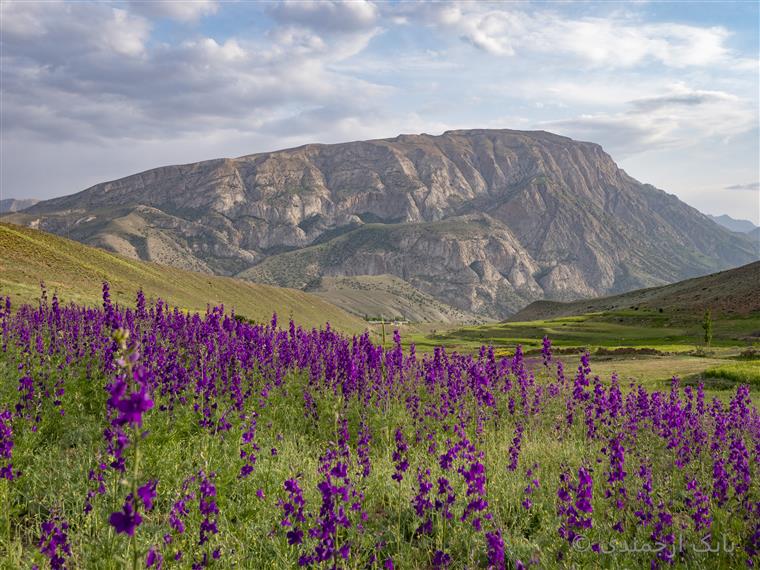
[0,223,367,333]
[510,261,760,322]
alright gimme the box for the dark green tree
[702,308,713,348]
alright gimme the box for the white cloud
[542,84,756,157]
[100,8,151,56]
[182,37,247,62]
[725,182,759,192]
[0,2,151,57]
[420,3,734,68]
[269,0,379,33]
[128,0,218,23]
[0,1,390,143]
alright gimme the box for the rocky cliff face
[4,129,756,318]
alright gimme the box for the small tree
[702,308,713,348]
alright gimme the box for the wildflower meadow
[0,284,757,569]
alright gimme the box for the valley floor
[394,309,760,393]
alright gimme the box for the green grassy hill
[0,223,368,333]
[511,261,760,322]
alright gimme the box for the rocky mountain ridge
[3,129,756,318]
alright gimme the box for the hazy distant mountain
[0,198,38,213]
[708,214,758,234]
[3,129,756,318]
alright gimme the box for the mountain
[0,198,38,213]
[511,261,760,321]
[708,214,758,234]
[2,129,756,319]
[308,275,485,324]
[0,222,367,333]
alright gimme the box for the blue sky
[1,0,758,223]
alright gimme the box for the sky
[1,0,758,223]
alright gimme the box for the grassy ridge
[0,223,368,333]
[512,261,760,321]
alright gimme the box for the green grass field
[412,310,760,353]
[399,309,760,394]
[0,298,757,569]
[703,362,760,385]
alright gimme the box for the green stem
[397,481,402,560]
[2,479,10,553]
[442,512,447,559]
[130,425,140,570]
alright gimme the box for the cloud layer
[1,0,757,221]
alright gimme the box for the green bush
[704,362,760,384]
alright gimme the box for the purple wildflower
[485,529,506,570]
[109,494,142,536]
[38,515,72,570]
[391,427,409,483]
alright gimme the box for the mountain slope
[708,214,757,234]
[511,261,760,321]
[0,198,38,213]
[310,275,484,324]
[238,214,545,316]
[0,223,367,333]
[3,129,756,318]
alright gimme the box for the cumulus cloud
[417,3,733,68]
[266,1,382,61]
[0,1,151,58]
[0,0,390,143]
